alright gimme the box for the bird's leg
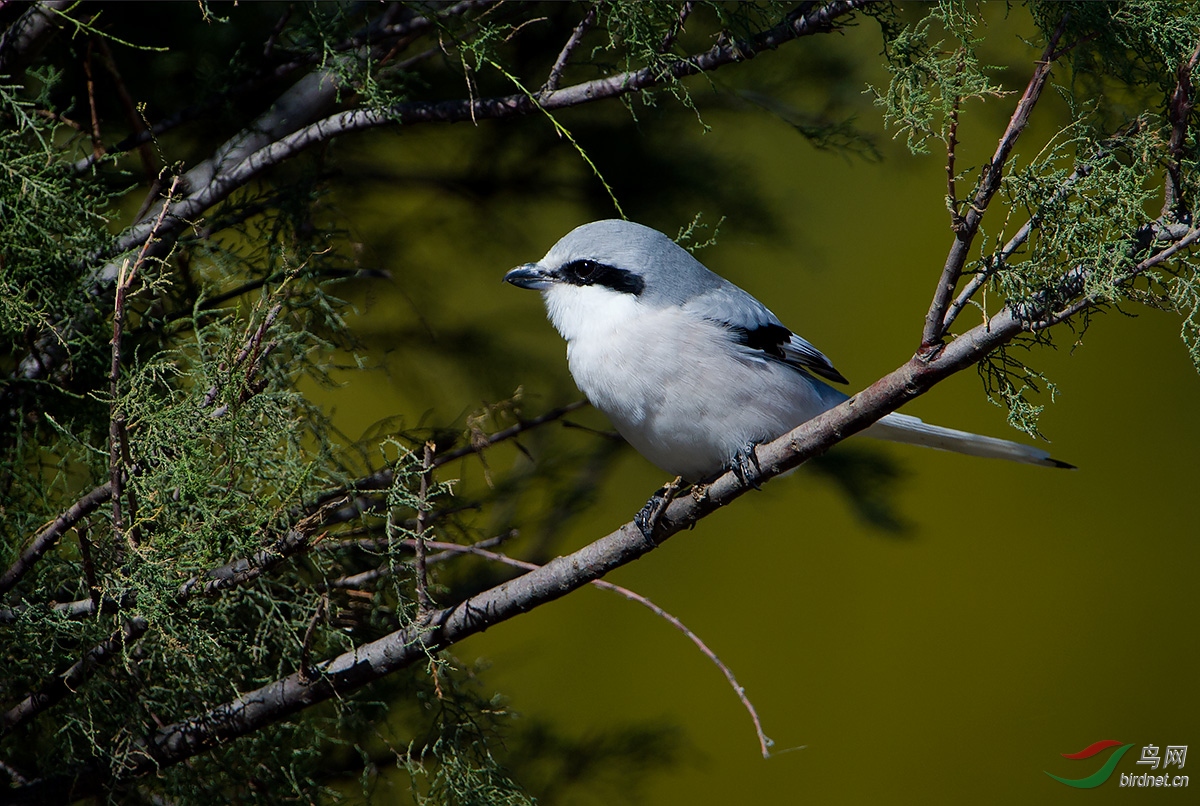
[730,441,763,490]
[634,475,684,545]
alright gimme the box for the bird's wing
[685,285,849,385]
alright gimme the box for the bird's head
[504,220,721,341]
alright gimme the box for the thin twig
[420,541,775,757]
[298,595,328,683]
[262,4,293,59]
[318,530,518,590]
[311,399,588,512]
[589,578,775,758]
[77,520,100,614]
[108,257,131,547]
[658,1,696,54]
[943,164,1089,332]
[922,13,1070,348]
[201,301,282,414]
[108,176,179,550]
[945,51,964,230]
[94,37,156,180]
[1026,226,1200,331]
[542,4,597,93]
[83,36,104,159]
[414,441,435,616]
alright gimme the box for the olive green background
[315,7,1198,804]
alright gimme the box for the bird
[504,219,1071,534]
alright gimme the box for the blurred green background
[301,5,1198,804]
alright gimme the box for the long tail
[864,412,1075,468]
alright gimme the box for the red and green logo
[1045,740,1135,788]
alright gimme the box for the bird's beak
[504,263,554,290]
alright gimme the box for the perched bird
[504,220,1069,530]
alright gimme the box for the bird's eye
[572,260,599,281]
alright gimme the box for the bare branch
[93,37,156,180]
[77,521,100,614]
[108,176,178,550]
[922,14,1070,348]
[945,51,965,230]
[317,531,518,590]
[541,4,597,93]
[0,482,112,596]
[311,399,588,515]
[430,540,774,757]
[658,1,696,54]
[1163,40,1200,219]
[82,37,104,159]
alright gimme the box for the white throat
[541,283,643,344]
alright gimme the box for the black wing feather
[726,322,849,385]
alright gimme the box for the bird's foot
[634,476,684,545]
[730,441,762,490]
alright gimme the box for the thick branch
[17,296,1031,801]
[0,0,70,76]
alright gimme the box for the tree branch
[922,13,1070,348]
[0,482,112,596]
[13,293,1043,800]
[311,399,588,516]
[0,0,70,76]
[541,4,597,93]
[1024,225,1200,330]
[1163,39,1200,219]
[414,441,435,616]
[425,540,774,758]
[942,162,1091,332]
[2,394,580,616]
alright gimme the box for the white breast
[541,284,836,479]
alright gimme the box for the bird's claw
[634,476,683,545]
[731,442,762,490]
